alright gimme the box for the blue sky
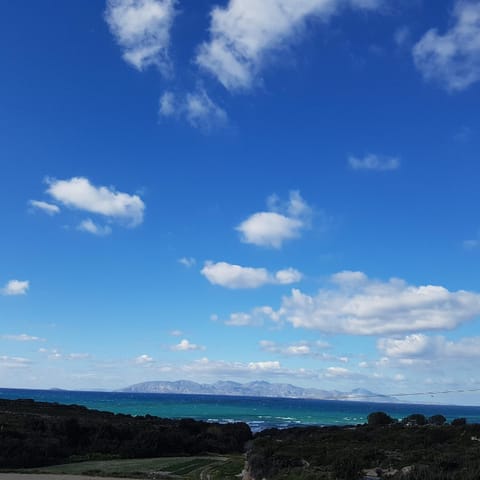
[1,0,480,404]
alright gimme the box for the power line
[339,387,480,400]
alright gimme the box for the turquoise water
[1,388,480,432]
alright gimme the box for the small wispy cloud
[159,89,228,131]
[171,339,206,351]
[135,354,155,365]
[348,153,400,171]
[394,26,411,47]
[178,257,196,268]
[464,239,480,250]
[77,219,112,236]
[0,355,31,369]
[29,200,60,215]
[2,333,44,342]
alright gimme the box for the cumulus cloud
[201,261,302,289]
[237,191,313,248]
[105,0,177,73]
[29,200,60,215]
[196,0,383,91]
[159,89,228,131]
[413,0,480,91]
[1,280,29,296]
[348,153,400,171]
[229,271,480,335]
[77,219,112,236]
[281,272,480,335]
[171,339,206,351]
[46,177,145,228]
[378,334,480,359]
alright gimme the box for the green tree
[367,411,395,426]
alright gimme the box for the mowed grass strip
[20,456,231,478]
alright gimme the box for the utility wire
[338,387,480,400]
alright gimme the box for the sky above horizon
[1,0,480,405]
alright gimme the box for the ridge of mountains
[121,380,399,403]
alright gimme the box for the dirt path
[0,475,140,480]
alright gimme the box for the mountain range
[121,380,399,403]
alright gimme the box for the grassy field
[17,455,245,479]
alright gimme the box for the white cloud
[0,356,31,369]
[325,366,352,377]
[105,0,177,73]
[171,339,206,351]
[173,356,308,379]
[46,177,145,227]
[159,91,176,116]
[248,360,281,371]
[231,271,480,335]
[237,191,313,248]
[135,354,155,364]
[413,1,480,91]
[275,268,303,284]
[185,90,228,130]
[348,154,400,171]
[39,348,90,361]
[225,312,255,326]
[225,306,281,326]
[2,334,44,342]
[1,280,29,296]
[260,340,311,356]
[68,353,91,360]
[259,340,349,363]
[179,257,196,268]
[280,272,480,335]
[77,219,112,236]
[196,0,383,91]
[29,200,60,215]
[201,261,302,288]
[159,89,228,131]
[378,334,480,359]
[170,329,183,336]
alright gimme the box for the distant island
[121,379,399,403]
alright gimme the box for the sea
[1,388,480,432]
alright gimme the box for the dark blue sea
[1,388,480,432]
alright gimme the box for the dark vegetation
[0,398,251,468]
[2,399,480,479]
[247,412,480,479]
